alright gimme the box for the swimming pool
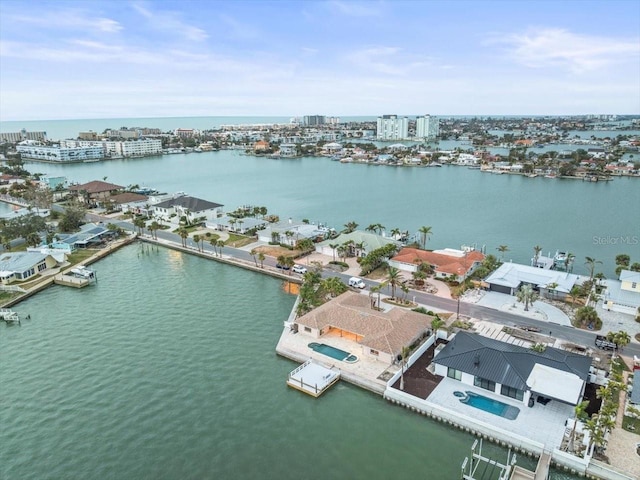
[456,391,520,420]
[308,342,358,363]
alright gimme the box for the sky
[0,0,639,121]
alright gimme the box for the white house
[484,262,581,298]
[433,332,591,406]
[0,251,58,284]
[258,220,332,246]
[602,270,640,315]
[151,195,223,225]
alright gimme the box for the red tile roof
[392,247,484,276]
[69,180,124,194]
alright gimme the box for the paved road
[86,212,640,358]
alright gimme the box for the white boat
[70,266,96,280]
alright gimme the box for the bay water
[2,244,578,479]
[24,150,640,278]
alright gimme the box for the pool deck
[276,325,399,395]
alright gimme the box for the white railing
[386,334,436,388]
[0,285,26,293]
[288,359,311,377]
[587,459,636,480]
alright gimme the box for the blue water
[460,391,520,420]
[309,342,357,362]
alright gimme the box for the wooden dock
[286,360,340,397]
[53,273,94,288]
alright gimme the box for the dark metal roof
[433,332,591,392]
[153,196,223,212]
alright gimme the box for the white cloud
[495,28,640,73]
[8,11,123,33]
[132,2,208,42]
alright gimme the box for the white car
[348,277,366,289]
[292,265,307,274]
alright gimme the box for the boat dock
[286,360,340,397]
[54,266,97,288]
[0,308,21,324]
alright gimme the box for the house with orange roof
[253,140,270,152]
[294,291,432,364]
[389,247,485,282]
[69,180,124,206]
[514,139,533,147]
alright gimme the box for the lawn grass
[225,233,255,248]
[622,415,640,434]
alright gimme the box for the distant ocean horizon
[2,114,634,141]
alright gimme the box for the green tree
[533,245,543,264]
[584,256,602,281]
[496,245,509,261]
[148,220,158,240]
[216,239,225,256]
[385,266,402,299]
[516,284,538,311]
[258,252,265,268]
[565,400,590,453]
[250,248,258,267]
[58,202,87,232]
[418,225,432,249]
[574,306,600,328]
[328,243,339,262]
[343,221,358,233]
[133,217,146,235]
[178,227,189,247]
[193,234,201,252]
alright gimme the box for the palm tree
[193,234,201,252]
[216,239,225,257]
[258,252,265,268]
[385,266,402,299]
[418,226,432,249]
[178,227,189,247]
[565,252,575,273]
[284,256,295,275]
[566,400,589,453]
[149,220,160,240]
[25,232,41,247]
[390,228,401,240]
[365,224,377,233]
[584,256,602,281]
[516,284,538,311]
[250,249,258,267]
[343,221,358,233]
[133,217,146,235]
[497,245,509,261]
[533,245,542,264]
[611,330,631,350]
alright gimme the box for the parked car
[348,277,366,289]
[276,263,290,270]
[292,265,307,274]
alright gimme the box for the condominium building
[0,129,47,143]
[60,139,162,157]
[303,115,326,126]
[415,115,440,140]
[17,143,104,162]
[376,115,408,140]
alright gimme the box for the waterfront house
[484,262,580,298]
[258,219,331,246]
[110,192,149,212]
[432,331,591,406]
[278,144,297,157]
[0,251,58,284]
[294,291,432,364]
[151,194,223,226]
[315,230,400,258]
[207,215,268,234]
[602,270,640,315]
[253,140,270,152]
[389,247,484,283]
[69,180,124,207]
[52,223,117,252]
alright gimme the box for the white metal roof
[526,363,584,405]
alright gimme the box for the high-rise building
[415,115,439,140]
[0,129,47,142]
[376,115,408,140]
[303,115,326,126]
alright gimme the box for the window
[474,377,496,392]
[447,367,462,381]
[304,327,311,333]
[500,385,524,401]
[633,282,637,289]
[370,349,379,356]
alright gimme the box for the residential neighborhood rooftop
[69,180,124,193]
